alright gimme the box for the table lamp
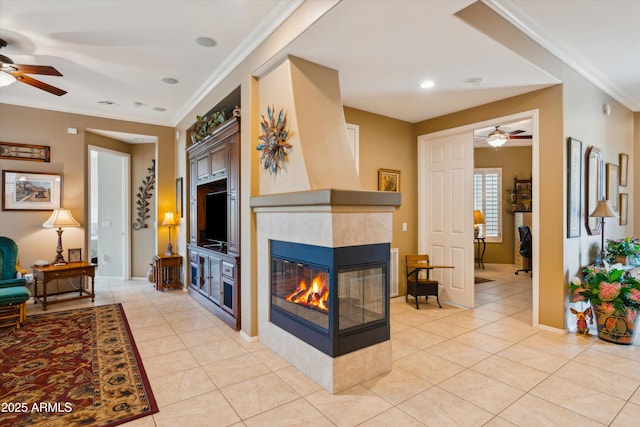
[162,211,178,255]
[473,210,485,238]
[43,208,80,264]
[589,199,617,265]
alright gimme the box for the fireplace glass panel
[271,258,329,331]
[338,266,385,331]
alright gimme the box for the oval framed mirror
[586,146,603,235]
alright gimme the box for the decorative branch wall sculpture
[133,159,155,230]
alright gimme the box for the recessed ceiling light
[464,77,484,86]
[195,37,216,47]
[420,80,435,89]
[161,77,179,84]
[153,107,166,112]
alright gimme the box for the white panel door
[418,130,474,308]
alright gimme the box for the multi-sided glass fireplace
[270,240,390,357]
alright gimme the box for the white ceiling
[0,0,638,133]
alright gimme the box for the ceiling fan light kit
[486,125,509,147]
[0,70,16,87]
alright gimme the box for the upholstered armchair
[0,237,31,329]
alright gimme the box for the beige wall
[0,104,174,276]
[343,107,416,296]
[563,63,635,301]
[131,143,157,276]
[415,86,566,328]
[634,112,640,235]
[474,146,533,264]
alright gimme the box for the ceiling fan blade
[508,129,526,135]
[13,64,63,76]
[13,73,67,96]
[509,135,532,139]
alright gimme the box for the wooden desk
[152,254,183,291]
[32,262,96,311]
[406,260,454,309]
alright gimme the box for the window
[473,168,502,242]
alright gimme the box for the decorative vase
[592,305,638,345]
[615,255,631,265]
[146,264,154,283]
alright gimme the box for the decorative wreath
[257,105,292,175]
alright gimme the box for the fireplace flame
[285,273,329,311]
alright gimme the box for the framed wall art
[0,141,51,162]
[567,137,581,238]
[619,153,629,186]
[606,163,619,214]
[2,170,62,211]
[619,193,628,225]
[175,177,183,218]
[378,169,400,192]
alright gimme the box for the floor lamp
[589,199,617,266]
[42,208,80,264]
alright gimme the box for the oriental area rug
[0,304,158,427]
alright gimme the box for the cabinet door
[228,135,239,194]
[208,256,221,305]
[209,144,227,178]
[222,278,235,316]
[189,199,197,244]
[227,194,238,254]
[196,153,209,182]
[197,254,209,295]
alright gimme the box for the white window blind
[473,168,502,242]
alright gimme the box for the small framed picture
[68,248,82,263]
[619,193,628,225]
[378,169,400,192]
[619,153,628,186]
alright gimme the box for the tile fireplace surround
[251,189,401,393]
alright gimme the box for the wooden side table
[152,254,183,291]
[32,262,97,311]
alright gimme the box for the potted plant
[191,110,227,144]
[569,263,640,344]
[605,236,640,265]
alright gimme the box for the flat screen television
[205,190,227,244]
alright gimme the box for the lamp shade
[161,211,178,226]
[589,199,617,218]
[43,208,80,228]
[473,210,485,225]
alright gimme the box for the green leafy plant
[606,236,640,264]
[256,105,292,175]
[192,110,226,143]
[569,264,640,313]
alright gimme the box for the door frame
[88,145,131,279]
[418,109,540,326]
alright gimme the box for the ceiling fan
[0,38,67,96]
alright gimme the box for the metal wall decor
[257,105,292,175]
[133,159,155,230]
[0,141,51,162]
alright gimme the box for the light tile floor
[24,263,640,426]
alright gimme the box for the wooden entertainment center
[186,117,240,330]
